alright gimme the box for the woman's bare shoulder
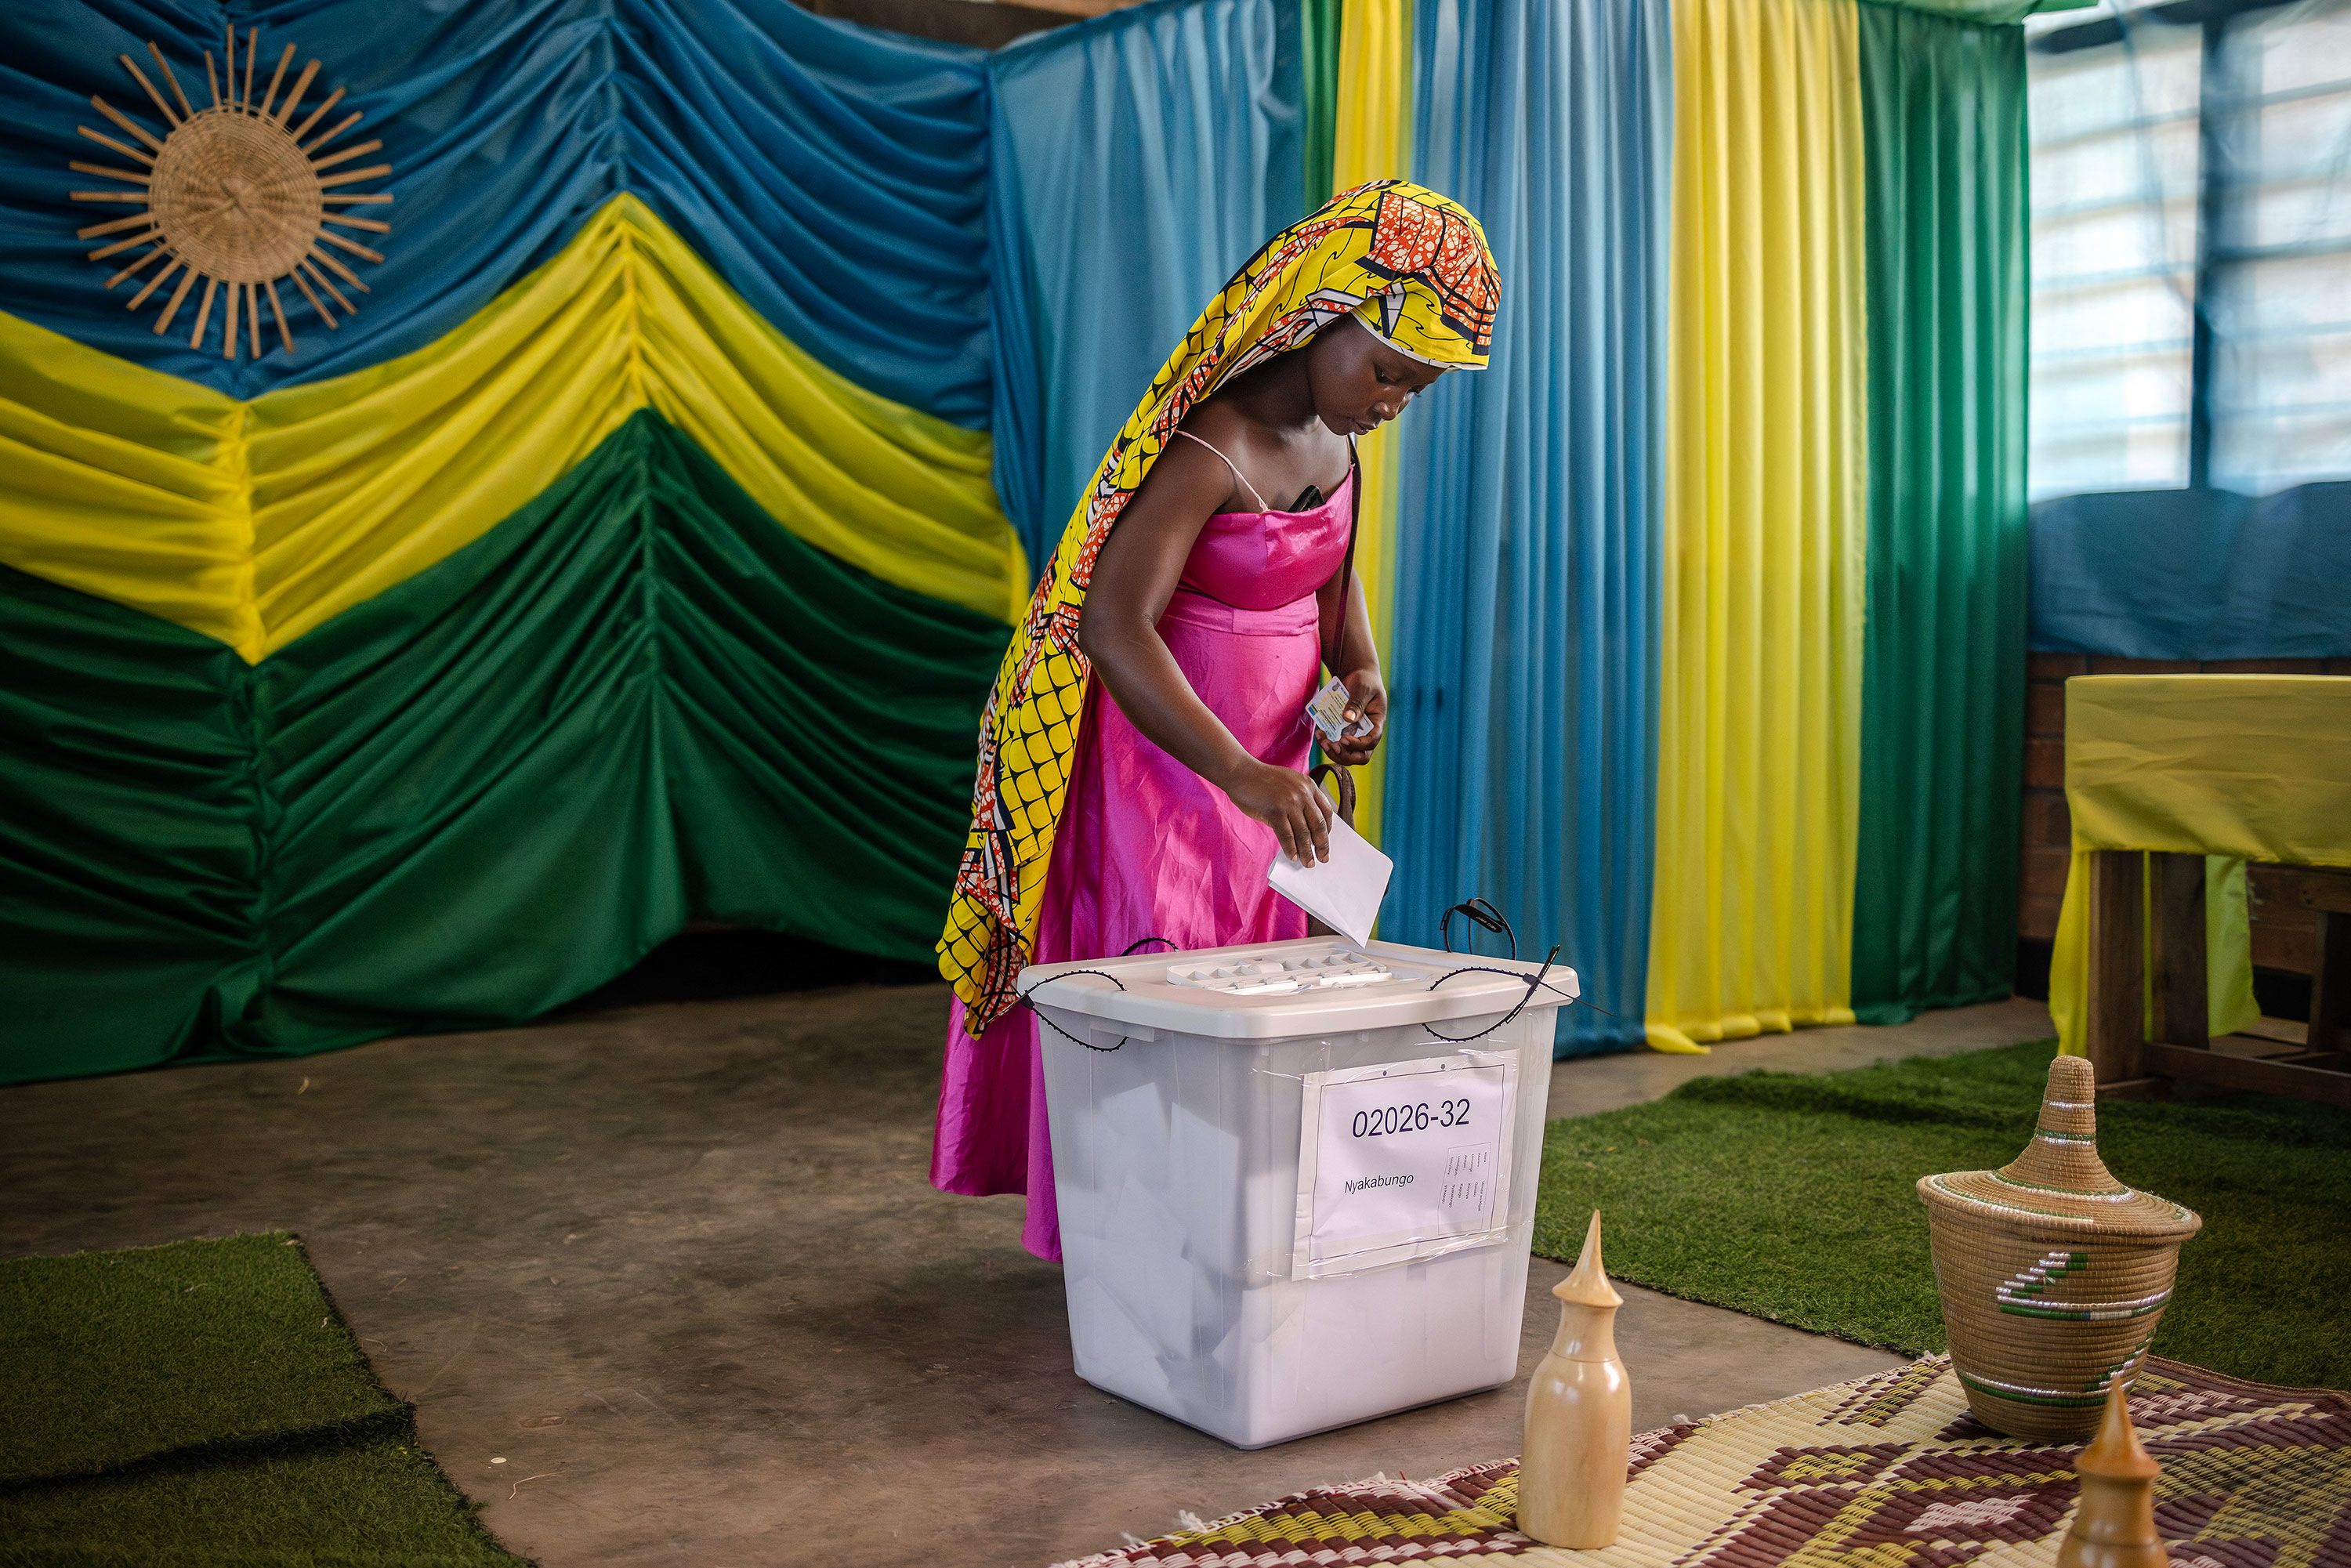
[1129,408,1241,519]
[1179,392,1265,445]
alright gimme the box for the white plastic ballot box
[1020,936,1578,1449]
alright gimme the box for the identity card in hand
[1267,813,1393,949]
[1305,676,1373,746]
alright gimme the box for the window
[2027,0,2351,499]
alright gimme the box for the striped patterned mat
[1056,1356,2351,1568]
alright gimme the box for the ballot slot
[1164,944,1400,995]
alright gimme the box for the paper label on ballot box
[1291,1052,1518,1279]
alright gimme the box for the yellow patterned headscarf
[939,179,1501,1022]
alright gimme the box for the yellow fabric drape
[2050,675,2351,1056]
[1331,0,1413,846]
[0,194,1026,661]
[1646,0,1871,1055]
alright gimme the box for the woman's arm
[1076,439,1335,864]
[1315,568,1386,769]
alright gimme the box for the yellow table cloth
[2051,675,2351,1057]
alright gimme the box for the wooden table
[2050,675,2351,1106]
[2086,852,2350,1106]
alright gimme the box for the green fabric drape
[0,412,1005,1085]
[1849,6,2030,1024]
[1859,0,2093,21]
[1301,0,1342,201]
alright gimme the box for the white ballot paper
[1267,813,1393,947]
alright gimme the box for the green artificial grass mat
[0,1233,524,1567]
[0,1439,520,1568]
[0,1234,405,1483]
[1531,1041,2351,1391]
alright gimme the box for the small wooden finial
[1556,1209,1624,1309]
[2057,1378,2168,1568]
[2082,1376,2161,1482]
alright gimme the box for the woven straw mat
[1056,1355,2351,1568]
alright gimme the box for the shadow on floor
[558,929,934,1013]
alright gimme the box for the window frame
[2032,0,2335,491]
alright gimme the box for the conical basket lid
[1918,1056,2201,1240]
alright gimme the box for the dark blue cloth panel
[0,0,992,422]
[2028,483,2351,659]
[984,0,1306,563]
[1387,0,1669,1056]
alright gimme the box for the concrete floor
[0,987,2052,1567]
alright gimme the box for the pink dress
[930,470,1356,1261]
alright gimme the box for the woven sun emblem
[71,27,392,360]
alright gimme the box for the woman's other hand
[1223,761,1334,864]
[1320,668,1387,766]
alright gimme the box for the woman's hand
[1223,760,1335,864]
[1320,668,1387,767]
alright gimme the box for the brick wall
[2020,654,2351,994]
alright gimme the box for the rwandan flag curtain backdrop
[0,0,1023,1083]
[2,0,2051,1084]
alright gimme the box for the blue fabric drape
[1386,0,1669,1055]
[984,0,1306,563]
[2028,483,2351,660]
[0,0,993,422]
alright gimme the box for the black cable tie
[1422,944,1568,1045]
[1440,898,1516,961]
[1016,969,1133,1052]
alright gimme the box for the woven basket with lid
[1917,1054,2201,1440]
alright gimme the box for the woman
[933,180,1500,1261]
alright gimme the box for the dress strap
[1173,428,1271,513]
[1322,435,1361,674]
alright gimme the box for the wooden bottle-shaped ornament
[1518,1210,1631,1548]
[2057,1378,2169,1568]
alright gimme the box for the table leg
[2312,909,2346,1058]
[2150,851,2208,1052]
[2087,849,2146,1086]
